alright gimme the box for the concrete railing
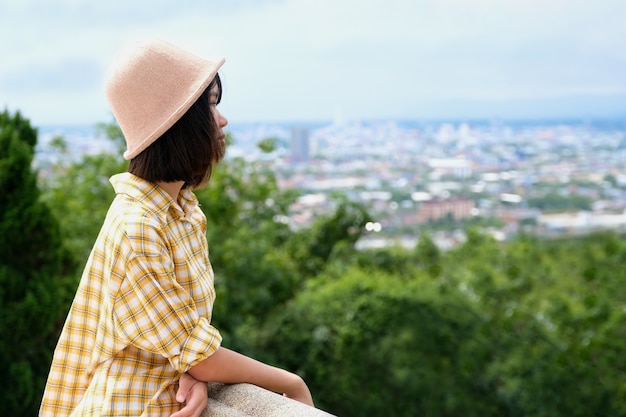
[202,383,336,417]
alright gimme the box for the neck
[156,181,185,202]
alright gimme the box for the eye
[209,91,221,107]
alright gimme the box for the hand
[170,372,208,417]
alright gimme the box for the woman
[39,39,313,417]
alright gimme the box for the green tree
[286,197,370,278]
[527,192,593,211]
[195,141,302,348]
[0,110,71,416]
[445,231,626,416]
[251,266,505,417]
[41,151,125,266]
[40,120,127,267]
[195,137,371,351]
[414,233,442,277]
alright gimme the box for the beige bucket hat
[105,39,225,160]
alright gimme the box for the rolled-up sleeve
[113,217,222,373]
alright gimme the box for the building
[290,125,310,162]
[416,197,475,223]
[427,158,473,179]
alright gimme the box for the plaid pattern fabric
[40,173,222,416]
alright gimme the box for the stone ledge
[202,383,336,417]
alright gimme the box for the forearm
[189,347,296,392]
[187,347,312,405]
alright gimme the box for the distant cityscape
[35,116,626,250]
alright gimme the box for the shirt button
[186,223,192,230]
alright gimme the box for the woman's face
[209,84,228,149]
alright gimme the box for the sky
[1,0,626,126]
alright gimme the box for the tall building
[290,125,310,162]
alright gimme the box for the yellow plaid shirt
[39,173,222,416]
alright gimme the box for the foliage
[0,110,72,416]
[40,122,127,268]
[256,136,278,153]
[249,266,506,417]
[195,147,370,350]
[195,153,299,347]
[527,192,593,211]
[244,229,626,416]
[444,232,626,416]
[418,213,505,233]
[285,196,370,278]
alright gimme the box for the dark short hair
[128,74,225,189]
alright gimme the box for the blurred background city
[35,117,626,250]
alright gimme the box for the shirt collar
[110,172,199,218]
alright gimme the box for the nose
[216,109,228,128]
